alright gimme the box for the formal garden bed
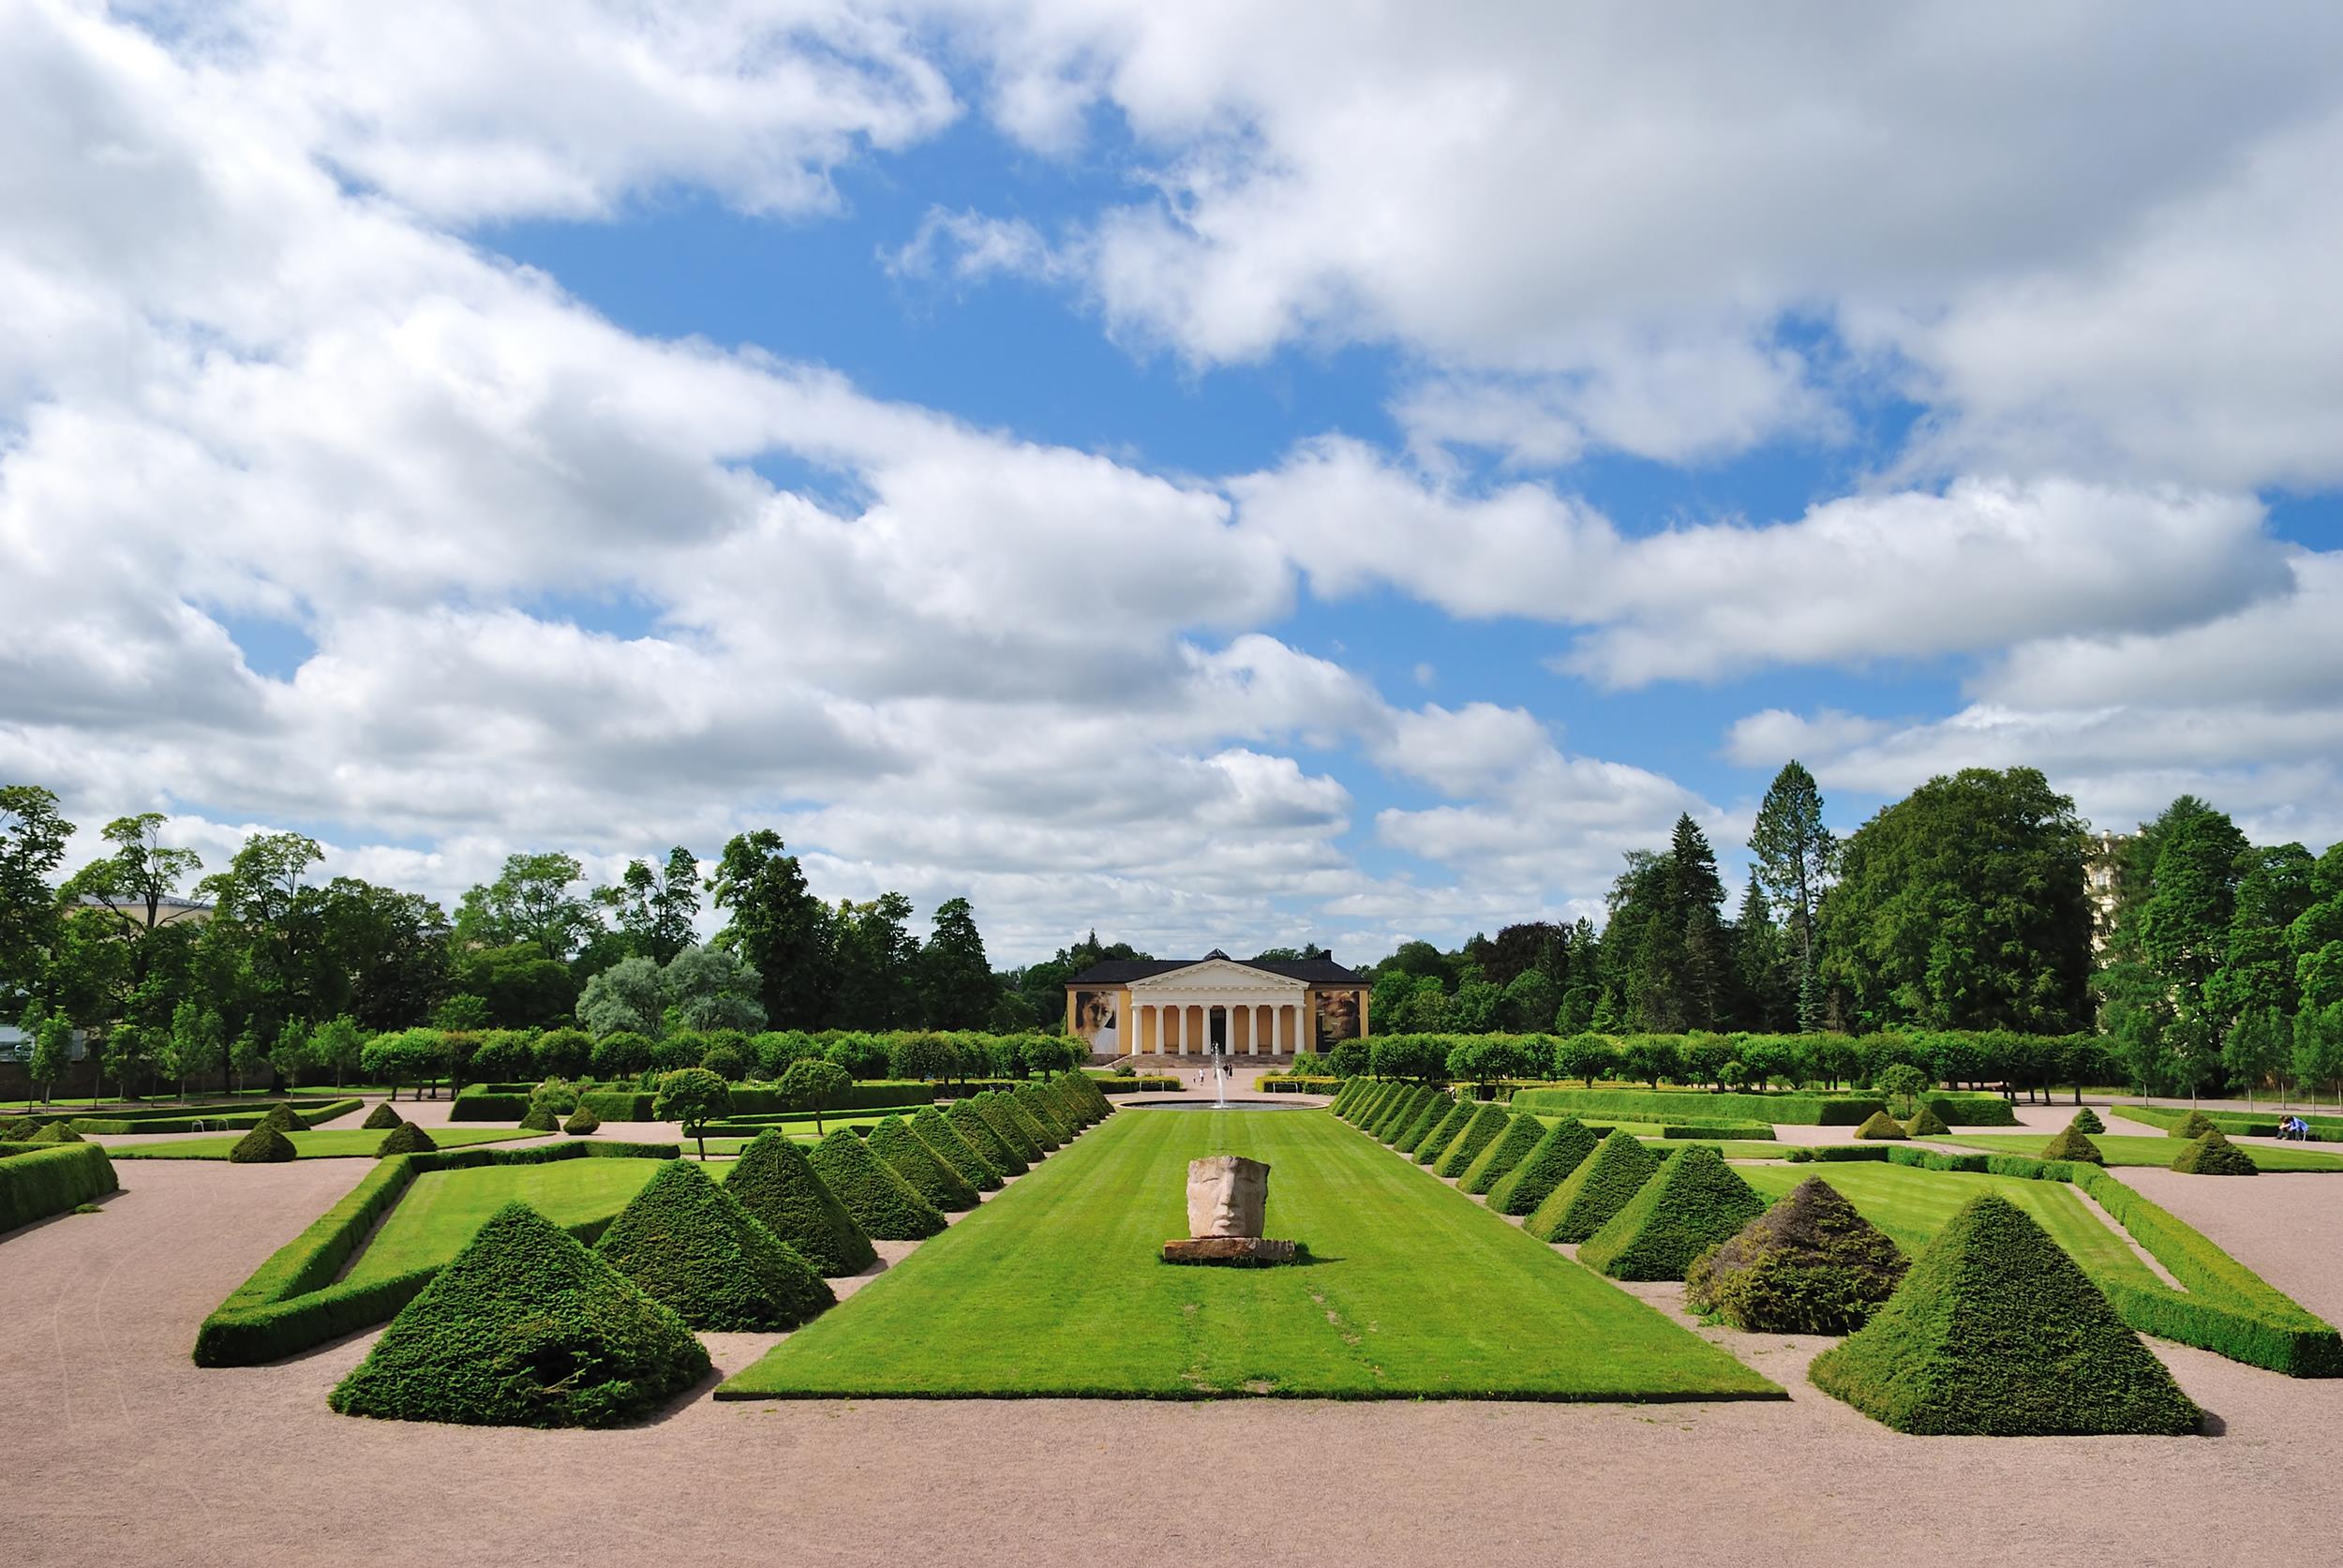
[111,1127,540,1160]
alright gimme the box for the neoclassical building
[1065,950,1370,1058]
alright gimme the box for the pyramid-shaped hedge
[1374,1086,1430,1142]
[1579,1144,1768,1280]
[724,1130,875,1276]
[1435,1101,1513,1179]
[2171,1128,2259,1175]
[377,1120,437,1157]
[1003,1091,1062,1152]
[2171,1109,2216,1139]
[867,1115,979,1212]
[518,1106,559,1132]
[594,1159,834,1331]
[1331,1080,1368,1118]
[1526,1129,1661,1244]
[1459,1112,1545,1195]
[1685,1176,1907,1333]
[1853,1111,1908,1141]
[1487,1117,1599,1216]
[808,1127,946,1240]
[2040,1125,2105,1164]
[562,1106,600,1136]
[1809,1194,2201,1435]
[1012,1084,1074,1144]
[1415,1099,1476,1165]
[230,1124,297,1163]
[27,1120,82,1144]
[913,1105,1002,1190]
[1048,1074,1102,1127]
[1404,1098,1468,1158]
[974,1093,1044,1163]
[261,1102,310,1133]
[947,1098,1027,1177]
[2070,1107,2106,1134]
[331,1202,709,1427]
[1904,1106,1950,1138]
[1354,1083,1401,1127]
[361,1101,403,1131]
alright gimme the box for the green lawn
[1938,1132,2343,1172]
[1740,1162,2163,1293]
[720,1108,1781,1400]
[108,1127,538,1160]
[341,1157,669,1287]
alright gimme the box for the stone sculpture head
[1186,1154,1270,1239]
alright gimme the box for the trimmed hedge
[1809,1194,2201,1435]
[27,1120,82,1144]
[913,1106,1001,1191]
[946,1098,1026,1177]
[1852,1112,1908,1141]
[594,1159,834,1330]
[2172,1109,2217,1140]
[1686,1176,1906,1333]
[865,1115,979,1212]
[362,1101,403,1131]
[0,1142,119,1233]
[517,1106,559,1133]
[1786,1145,1890,1163]
[1011,1083,1075,1145]
[2120,1103,2343,1141]
[331,1202,709,1427]
[1371,1084,1427,1142]
[807,1127,946,1240]
[1509,1085,2020,1127]
[1578,1144,1768,1280]
[580,1090,657,1121]
[230,1125,297,1164]
[59,1097,365,1136]
[1404,1098,1469,1159]
[447,1092,533,1123]
[1526,1129,1661,1244]
[191,1142,680,1366]
[1486,1116,1599,1216]
[2070,1107,2106,1134]
[1391,1090,1449,1150]
[1434,1101,1512,1179]
[377,1121,438,1157]
[1903,1106,1950,1138]
[1660,1123,1776,1141]
[259,1102,310,1133]
[973,1093,1044,1164]
[2039,1125,2105,1164]
[724,1130,875,1277]
[1459,1110,1545,1194]
[562,1106,601,1136]
[2171,1128,2259,1176]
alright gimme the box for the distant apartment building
[2084,830,2128,953]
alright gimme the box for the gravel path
[10,1138,2343,1566]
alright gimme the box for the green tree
[454,852,598,962]
[828,893,918,1029]
[1730,871,1792,1031]
[2209,844,2317,1023]
[169,1003,221,1101]
[653,1067,732,1160]
[269,1017,313,1089]
[200,830,329,1039]
[1499,968,1557,1033]
[577,955,664,1037]
[777,1056,851,1136]
[2222,1007,2287,1111]
[2292,1004,2343,1109]
[55,814,205,1041]
[598,846,701,964]
[1816,768,2091,1033]
[317,879,451,1031]
[29,1012,71,1103]
[1749,760,1836,1030]
[229,1026,269,1094]
[59,814,204,934]
[1875,1062,1929,1117]
[312,1014,365,1088]
[710,829,833,1028]
[0,784,73,998]
[916,897,998,1029]
[664,945,766,1032]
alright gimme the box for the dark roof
[1066,954,1366,987]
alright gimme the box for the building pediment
[1127,958,1308,993]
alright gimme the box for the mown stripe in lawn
[720,1108,1781,1401]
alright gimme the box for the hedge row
[1504,1084,2017,1127]
[1093,1076,1182,1094]
[2116,1103,2343,1141]
[60,1098,364,1135]
[1256,1076,1343,1096]
[0,1142,119,1233]
[1660,1123,1775,1141]
[192,1141,679,1366]
[445,1092,534,1122]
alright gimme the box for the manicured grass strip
[1937,1133,2343,1173]
[721,1109,1780,1401]
[342,1158,666,1288]
[110,1127,537,1159]
[1739,1162,2165,1296]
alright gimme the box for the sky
[5,0,2343,967]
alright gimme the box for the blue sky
[6,2,2341,964]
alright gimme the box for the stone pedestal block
[1160,1237,1298,1265]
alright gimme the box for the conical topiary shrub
[1404,1098,1468,1158]
[229,1124,297,1163]
[1809,1194,2201,1435]
[261,1102,310,1133]
[1351,1082,1399,1127]
[724,1129,875,1276]
[594,1159,834,1330]
[1416,1099,1479,1165]
[913,1105,1001,1191]
[1435,1101,1513,1179]
[1686,1176,1907,1333]
[27,1120,82,1144]
[1002,1091,1061,1153]
[517,1106,559,1132]
[1046,1075,1098,1127]
[1579,1144,1768,1280]
[946,1097,1027,1176]
[807,1127,946,1240]
[974,1093,1044,1163]
[2171,1109,2216,1140]
[2040,1124,2105,1164]
[1904,1105,1950,1138]
[1012,1083,1074,1144]
[1526,1129,1662,1244]
[1374,1085,1430,1142]
[1853,1111,1909,1141]
[331,1202,709,1427]
[2171,1127,2260,1175]
[1488,1117,1599,1216]
[361,1101,402,1131]
[376,1120,437,1157]
[867,1115,979,1212]
[2070,1107,2106,1134]
[1460,1112,1545,1196]
[562,1105,600,1135]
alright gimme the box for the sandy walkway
[10,1130,2343,1567]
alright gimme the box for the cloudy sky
[5,0,2339,964]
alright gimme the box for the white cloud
[885,207,1071,284]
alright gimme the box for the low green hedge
[1510,1085,2020,1127]
[1258,1076,1342,1095]
[191,1140,679,1366]
[1094,1076,1182,1094]
[64,1098,363,1135]
[447,1092,533,1122]
[581,1090,657,1120]
[1785,1145,1889,1163]
[1660,1123,1776,1141]
[2117,1103,2343,1141]
[0,1142,119,1232]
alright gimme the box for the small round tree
[778,1057,851,1137]
[1875,1063,1930,1118]
[653,1067,732,1160]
